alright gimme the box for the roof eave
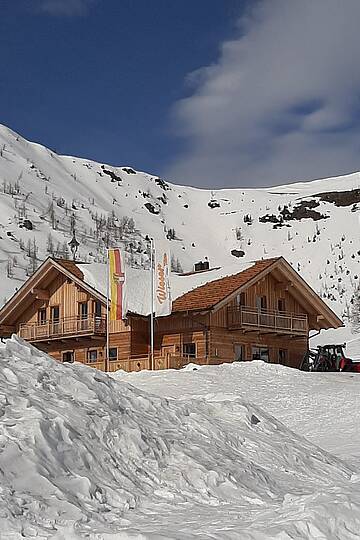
[212,259,280,312]
[275,257,343,329]
[0,257,107,325]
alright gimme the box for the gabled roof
[0,255,342,332]
[0,257,106,328]
[173,258,278,312]
[172,256,343,330]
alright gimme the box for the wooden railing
[227,306,308,334]
[18,316,106,341]
[59,353,207,372]
[167,355,208,369]
[105,354,207,372]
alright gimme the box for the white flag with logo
[154,242,172,317]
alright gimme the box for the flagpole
[106,248,110,372]
[150,237,155,370]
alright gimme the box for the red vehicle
[300,344,360,372]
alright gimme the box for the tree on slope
[350,285,360,333]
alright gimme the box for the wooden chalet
[0,256,342,371]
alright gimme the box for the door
[256,295,267,310]
[78,302,88,330]
[162,345,175,368]
[234,344,244,362]
[94,301,102,318]
[38,308,46,325]
[256,296,269,326]
[278,349,288,365]
[235,292,246,308]
[94,300,103,331]
[50,306,60,334]
[37,308,47,338]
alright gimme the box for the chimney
[194,259,210,272]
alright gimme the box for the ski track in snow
[0,337,360,538]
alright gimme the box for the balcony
[18,316,106,342]
[227,306,308,335]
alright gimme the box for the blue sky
[1,0,243,178]
[2,0,360,188]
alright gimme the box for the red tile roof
[172,258,279,313]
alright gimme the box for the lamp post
[68,233,80,261]
[146,235,155,370]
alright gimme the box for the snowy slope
[1,123,360,327]
[2,336,360,539]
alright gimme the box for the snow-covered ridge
[1,124,360,322]
[1,335,360,538]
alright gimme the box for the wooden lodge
[0,256,342,371]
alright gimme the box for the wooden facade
[0,257,342,372]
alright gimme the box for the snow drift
[1,337,360,538]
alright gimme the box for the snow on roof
[76,259,258,316]
[77,262,107,297]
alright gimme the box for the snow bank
[118,359,360,460]
[1,339,360,538]
[310,325,360,360]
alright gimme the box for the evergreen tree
[351,285,360,333]
[6,258,13,278]
[46,233,54,255]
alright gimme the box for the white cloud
[39,0,96,16]
[165,0,360,188]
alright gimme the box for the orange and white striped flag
[109,248,126,320]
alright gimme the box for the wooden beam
[276,260,343,328]
[0,324,15,336]
[31,288,49,300]
[309,315,320,330]
[275,281,293,290]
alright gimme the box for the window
[38,308,46,325]
[50,306,60,322]
[62,351,74,363]
[94,300,102,318]
[183,342,196,358]
[278,298,286,312]
[234,344,244,362]
[235,292,246,307]
[79,302,88,319]
[256,296,267,310]
[278,349,288,364]
[109,347,118,361]
[252,346,270,362]
[87,349,98,363]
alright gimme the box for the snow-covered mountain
[1,124,359,321]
